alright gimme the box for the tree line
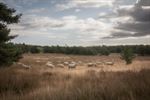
[16,44,150,56]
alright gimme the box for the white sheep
[87,63,97,67]
[64,62,69,65]
[57,64,65,68]
[22,64,31,69]
[18,62,31,69]
[68,62,76,69]
[46,62,55,68]
[104,62,114,66]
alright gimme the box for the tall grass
[0,68,150,100]
[0,68,40,95]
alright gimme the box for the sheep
[64,61,69,65]
[17,62,31,69]
[104,62,114,66]
[68,62,76,69]
[87,63,97,67]
[46,62,55,68]
[22,64,31,69]
[57,64,65,68]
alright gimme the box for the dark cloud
[105,0,150,39]
[138,0,150,6]
[115,22,150,33]
[118,5,150,22]
[105,31,149,39]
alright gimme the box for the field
[0,53,150,100]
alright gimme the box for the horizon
[14,43,150,47]
[1,0,150,46]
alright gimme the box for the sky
[1,0,150,46]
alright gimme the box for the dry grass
[0,68,40,95]
[0,54,150,100]
[0,68,150,100]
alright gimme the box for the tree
[100,46,110,56]
[121,47,135,64]
[0,3,22,67]
[30,46,40,53]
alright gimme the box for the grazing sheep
[57,64,65,68]
[87,63,97,67]
[105,62,114,66]
[64,62,69,65]
[46,62,55,68]
[18,62,31,69]
[68,62,76,69]
[22,64,31,69]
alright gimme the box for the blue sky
[1,0,150,46]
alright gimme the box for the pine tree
[0,3,22,67]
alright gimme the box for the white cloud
[75,9,81,12]
[11,15,110,34]
[25,8,46,13]
[56,0,115,10]
[9,14,112,46]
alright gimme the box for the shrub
[121,47,135,64]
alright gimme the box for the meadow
[0,53,150,100]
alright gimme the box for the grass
[0,68,40,95]
[0,67,150,100]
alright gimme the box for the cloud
[4,0,149,45]
[18,15,65,30]
[56,0,115,10]
[75,9,81,12]
[98,12,117,18]
[25,8,46,13]
[138,0,150,6]
[9,14,111,46]
[104,0,150,39]
[11,14,109,34]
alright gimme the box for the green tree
[0,3,22,66]
[100,46,110,56]
[121,47,135,64]
[30,46,40,53]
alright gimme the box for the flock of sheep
[46,60,114,69]
[46,61,78,69]
[16,60,114,70]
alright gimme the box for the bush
[121,47,135,64]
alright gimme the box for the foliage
[17,44,150,56]
[30,46,40,53]
[0,3,22,66]
[121,47,135,64]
